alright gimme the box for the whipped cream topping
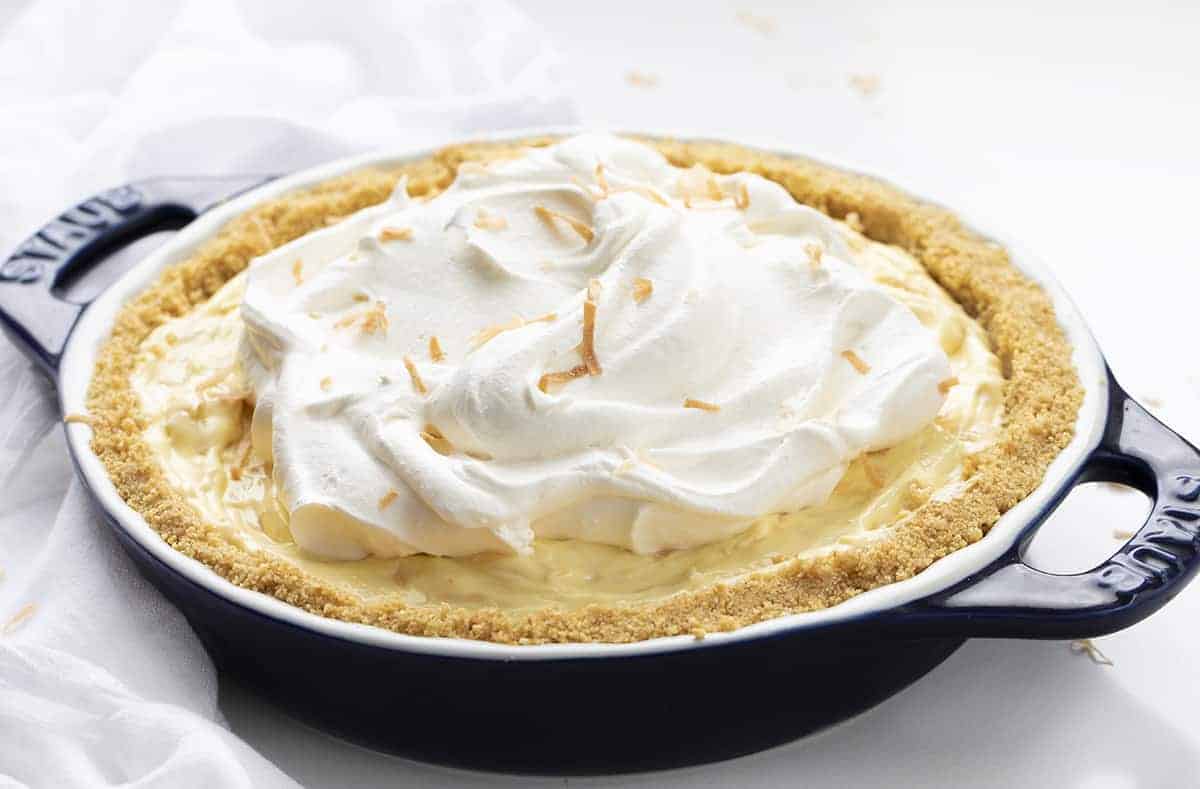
[240,134,953,560]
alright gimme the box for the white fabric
[0,1,574,786]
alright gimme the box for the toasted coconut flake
[618,184,669,206]
[581,297,602,376]
[429,336,445,362]
[632,277,654,303]
[464,449,493,461]
[683,398,721,412]
[938,376,960,395]
[379,226,414,242]
[587,278,602,302]
[734,182,750,210]
[473,208,508,231]
[471,312,556,349]
[403,356,427,395]
[63,413,92,426]
[334,301,389,336]
[538,363,589,393]
[421,424,455,456]
[2,603,35,635]
[352,292,369,303]
[804,242,823,269]
[165,332,178,346]
[841,349,871,374]
[1070,639,1114,666]
[362,301,389,336]
[320,376,333,392]
[378,489,399,510]
[292,259,303,286]
[595,162,610,195]
[581,300,601,374]
[324,214,344,226]
[534,205,595,243]
[844,211,865,232]
[1113,528,1135,540]
[471,316,522,348]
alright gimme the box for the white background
[5,0,1198,786]
[220,2,1200,786]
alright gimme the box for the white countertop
[220,1,1200,785]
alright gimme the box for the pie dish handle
[894,373,1200,639]
[0,175,273,378]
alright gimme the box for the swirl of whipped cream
[241,134,952,559]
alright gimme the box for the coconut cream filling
[130,135,1004,608]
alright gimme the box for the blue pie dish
[2,131,1198,775]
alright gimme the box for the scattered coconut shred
[334,300,390,336]
[1070,639,1114,666]
[534,204,594,243]
[402,356,427,395]
[471,312,556,349]
[539,279,603,393]
[841,349,871,374]
[378,226,413,242]
[378,490,399,511]
[2,603,35,636]
[82,135,1083,644]
[420,424,454,456]
[428,336,445,362]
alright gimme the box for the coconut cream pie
[83,134,1081,643]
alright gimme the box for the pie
[81,134,1082,644]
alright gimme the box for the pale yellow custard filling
[131,223,1003,611]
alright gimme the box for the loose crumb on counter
[625,71,659,89]
[1070,639,1114,666]
[736,9,776,36]
[2,603,35,636]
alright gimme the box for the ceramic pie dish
[3,129,1199,775]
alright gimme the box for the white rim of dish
[58,126,1110,661]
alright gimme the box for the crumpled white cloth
[0,1,574,786]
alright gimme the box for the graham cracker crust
[82,136,1083,644]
